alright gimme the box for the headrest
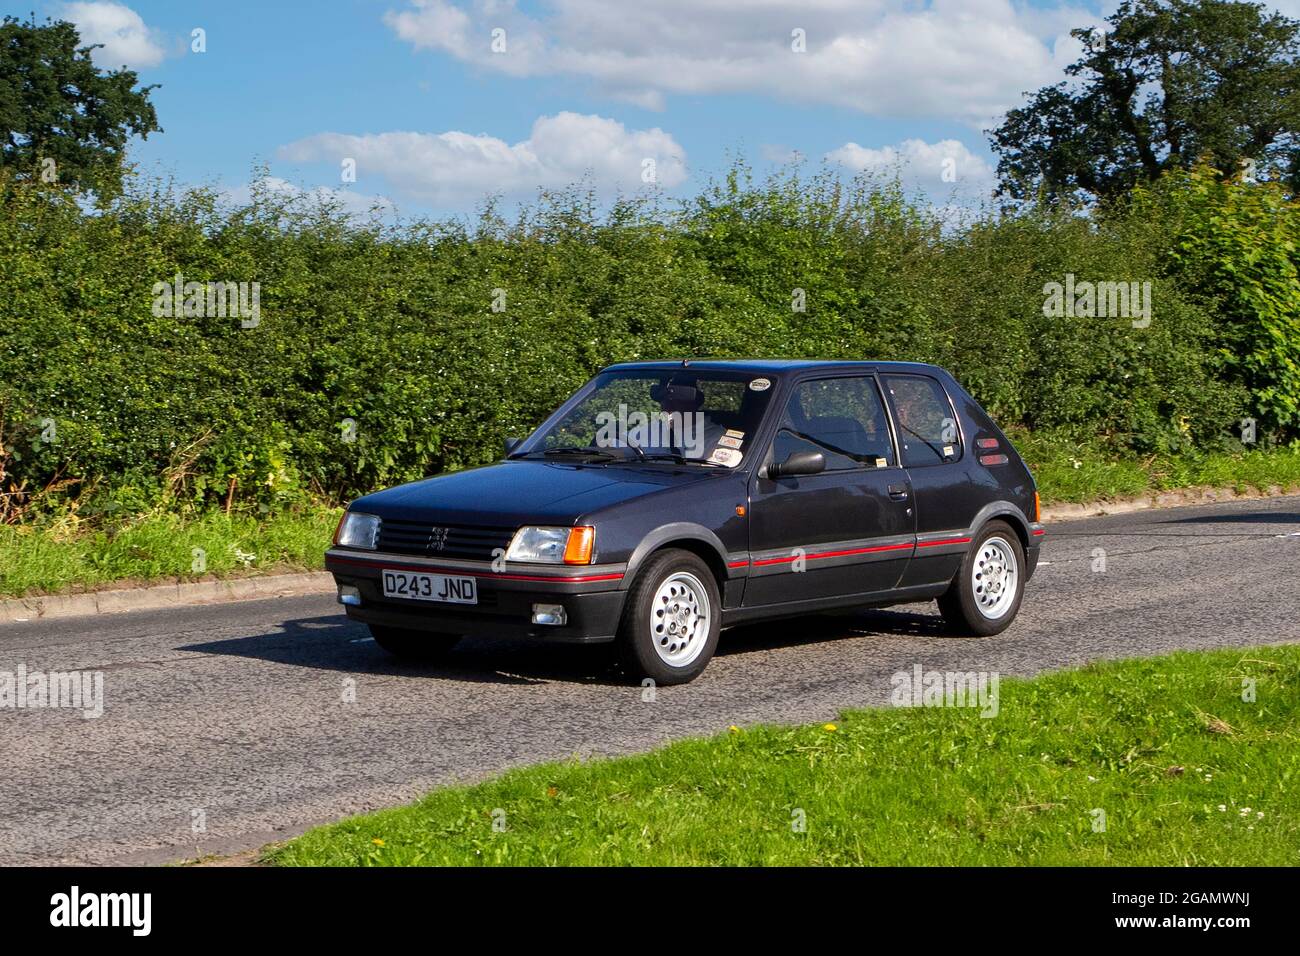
[650,382,704,410]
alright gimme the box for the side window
[771,377,895,471]
[882,374,960,467]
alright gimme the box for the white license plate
[381,570,478,605]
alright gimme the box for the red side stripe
[917,536,972,548]
[752,541,913,567]
[328,554,624,583]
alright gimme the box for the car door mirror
[504,436,523,457]
[768,450,825,478]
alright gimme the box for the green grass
[0,508,341,598]
[268,645,1300,866]
[1023,440,1300,504]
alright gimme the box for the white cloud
[826,138,995,193]
[383,0,473,53]
[220,178,397,220]
[277,112,687,205]
[63,2,166,69]
[380,0,1105,127]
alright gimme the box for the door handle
[888,483,909,500]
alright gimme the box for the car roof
[601,358,951,376]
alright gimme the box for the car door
[879,371,975,589]
[743,374,916,608]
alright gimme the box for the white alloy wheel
[971,535,1018,620]
[649,571,712,667]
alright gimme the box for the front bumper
[325,548,627,643]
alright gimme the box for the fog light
[338,585,361,607]
[531,603,567,626]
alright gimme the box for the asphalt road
[3,495,1299,865]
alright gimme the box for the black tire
[617,549,721,685]
[368,624,461,661]
[937,520,1026,636]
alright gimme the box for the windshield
[515,368,777,468]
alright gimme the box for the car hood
[349,459,718,526]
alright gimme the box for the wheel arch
[970,501,1032,553]
[621,523,730,592]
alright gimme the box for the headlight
[335,512,381,550]
[506,526,595,565]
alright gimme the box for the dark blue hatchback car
[327,360,1044,683]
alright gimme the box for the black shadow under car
[327,360,1045,684]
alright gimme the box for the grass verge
[267,645,1300,866]
[0,508,341,598]
[1022,440,1300,504]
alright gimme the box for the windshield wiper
[514,445,724,467]
[515,446,624,462]
[633,452,727,468]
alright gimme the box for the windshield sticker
[718,435,743,449]
[748,378,771,392]
[708,447,743,467]
[724,429,745,439]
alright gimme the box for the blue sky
[18,0,1298,218]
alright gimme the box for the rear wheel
[938,521,1025,636]
[617,549,721,685]
[368,624,461,661]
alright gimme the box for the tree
[0,16,161,197]
[989,0,1300,203]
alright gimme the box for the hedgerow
[0,162,1291,521]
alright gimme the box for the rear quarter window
[882,374,961,467]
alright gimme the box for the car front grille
[376,519,516,561]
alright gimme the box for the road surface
[2,495,1298,865]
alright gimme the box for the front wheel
[937,521,1025,636]
[368,624,461,661]
[617,549,721,685]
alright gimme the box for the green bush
[1133,165,1300,436]
[0,163,1289,522]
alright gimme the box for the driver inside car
[649,380,727,461]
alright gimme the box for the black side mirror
[504,436,523,457]
[768,450,825,479]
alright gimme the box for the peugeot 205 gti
[327,361,1045,684]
